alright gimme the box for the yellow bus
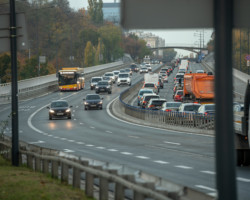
[58,67,85,91]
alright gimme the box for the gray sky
[68,0,213,57]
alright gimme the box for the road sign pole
[9,0,19,166]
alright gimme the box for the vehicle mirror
[70,105,73,108]
[47,106,50,109]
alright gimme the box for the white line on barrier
[237,177,250,182]
[200,170,215,175]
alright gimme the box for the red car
[174,90,183,102]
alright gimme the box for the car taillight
[204,112,208,116]
[149,105,155,108]
[174,78,176,80]
[165,109,171,112]
[143,101,146,104]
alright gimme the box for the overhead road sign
[121,0,250,29]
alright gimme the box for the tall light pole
[9,0,19,166]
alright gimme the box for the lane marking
[29,140,45,144]
[54,136,59,139]
[128,135,139,139]
[48,134,53,137]
[80,122,84,125]
[64,149,75,153]
[195,185,216,192]
[86,144,94,147]
[90,126,95,129]
[121,152,133,155]
[105,130,113,133]
[164,141,181,145]
[154,160,169,164]
[106,97,213,138]
[136,156,149,159]
[108,149,118,152]
[96,147,105,149]
[68,140,75,142]
[61,138,67,140]
[200,170,215,175]
[237,177,250,182]
[175,165,193,169]
[76,142,84,145]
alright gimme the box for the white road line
[64,149,75,153]
[48,134,53,137]
[200,170,216,175]
[43,133,48,135]
[60,138,67,140]
[68,140,75,142]
[106,97,213,138]
[207,192,217,197]
[54,136,59,139]
[195,185,216,192]
[237,177,250,182]
[29,140,45,144]
[76,106,79,108]
[108,149,118,152]
[90,126,95,129]
[164,141,181,145]
[86,144,94,147]
[121,152,133,155]
[74,118,76,120]
[105,131,113,133]
[80,122,84,125]
[128,135,139,139]
[76,142,84,145]
[96,147,105,149]
[175,165,193,169]
[154,160,169,164]
[136,156,149,159]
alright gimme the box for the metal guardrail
[0,61,130,104]
[0,139,214,200]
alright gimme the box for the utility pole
[9,0,19,166]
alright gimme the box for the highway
[0,62,250,199]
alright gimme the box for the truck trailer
[183,72,214,102]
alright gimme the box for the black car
[130,64,139,72]
[47,100,72,120]
[95,81,112,94]
[83,94,103,110]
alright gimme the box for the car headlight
[66,108,71,112]
[96,86,99,89]
[98,101,103,104]
[49,109,55,113]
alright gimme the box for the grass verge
[0,155,94,200]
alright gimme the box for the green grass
[0,156,94,200]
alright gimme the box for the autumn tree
[87,0,103,24]
[84,41,94,67]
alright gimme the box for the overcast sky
[68,0,213,57]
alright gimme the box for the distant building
[102,1,120,24]
[130,31,165,58]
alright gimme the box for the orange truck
[183,73,214,101]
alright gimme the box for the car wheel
[100,107,103,110]
[129,83,131,86]
[108,91,112,94]
[49,116,52,120]
[68,115,71,119]
[96,91,99,94]
[85,107,87,110]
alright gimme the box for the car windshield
[151,100,166,106]
[105,73,113,76]
[86,95,100,100]
[205,105,215,111]
[184,105,200,111]
[145,83,155,87]
[176,74,184,79]
[166,102,182,108]
[177,91,183,95]
[51,101,68,108]
[139,90,153,96]
[113,72,119,75]
[119,74,129,78]
[98,81,108,86]
[92,78,101,82]
[102,77,110,80]
[145,96,159,101]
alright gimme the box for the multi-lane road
[0,62,250,199]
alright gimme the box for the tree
[84,41,94,67]
[87,0,103,24]
[0,54,11,83]
[162,49,177,62]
